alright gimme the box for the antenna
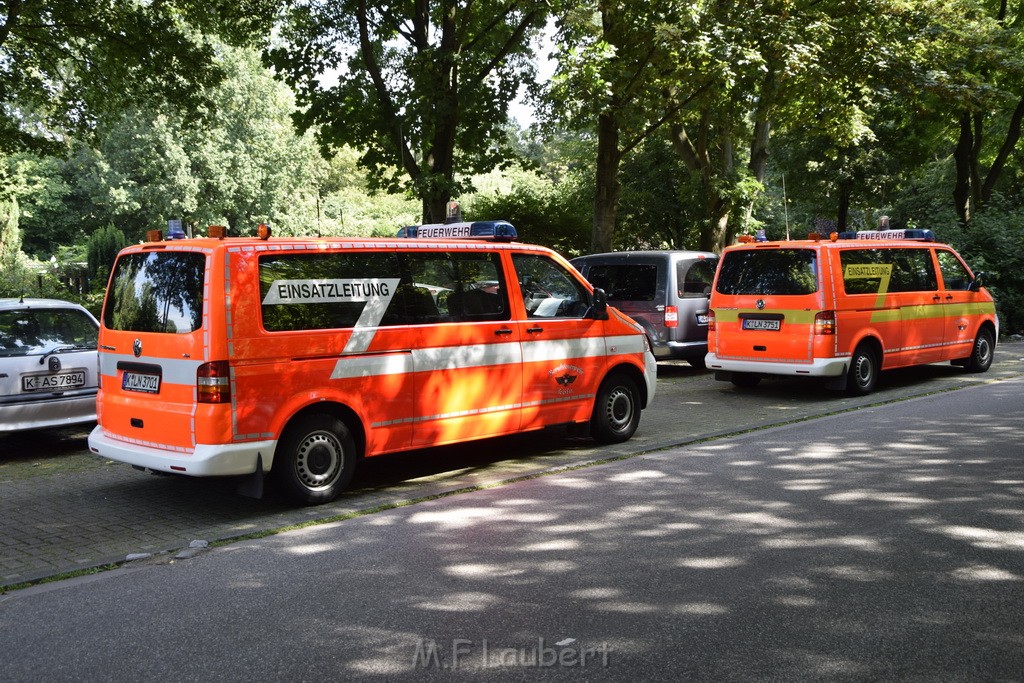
[783,174,791,240]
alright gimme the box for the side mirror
[591,287,609,320]
[970,271,985,291]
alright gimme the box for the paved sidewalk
[2,342,1023,588]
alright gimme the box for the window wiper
[38,344,76,365]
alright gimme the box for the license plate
[696,313,709,325]
[122,371,161,394]
[22,371,87,392]
[742,318,781,331]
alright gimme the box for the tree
[266,0,548,223]
[0,0,279,153]
[543,0,706,253]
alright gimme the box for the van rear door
[97,248,211,450]
[711,247,821,364]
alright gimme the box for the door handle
[494,327,513,336]
[527,327,544,334]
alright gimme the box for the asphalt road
[1,343,1023,589]
[1,374,1021,680]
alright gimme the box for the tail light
[707,310,716,331]
[814,310,836,335]
[197,361,231,404]
[664,305,679,328]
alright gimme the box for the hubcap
[605,388,634,432]
[295,431,343,491]
[977,337,992,365]
[855,355,873,385]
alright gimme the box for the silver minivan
[0,298,100,432]
[571,250,718,367]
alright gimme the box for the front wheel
[846,344,878,395]
[964,328,994,373]
[273,413,356,505]
[591,373,641,444]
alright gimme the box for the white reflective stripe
[370,393,592,428]
[522,336,605,364]
[99,353,203,385]
[605,334,646,355]
[331,353,414,380]
[414,341,523,371]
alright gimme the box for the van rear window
[716,249,818,296]
[586,264,658,302]
[104,252,206,333]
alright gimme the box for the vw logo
[133,338,143,358]
[756,299,766,310]
[48,356,62,372]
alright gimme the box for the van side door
[510,251,606,429]
[403,250,524,448]
[934,248,983,360]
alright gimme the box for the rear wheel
[730,373,761,389]
[964,328,994,373]
[273,413,356,505]
[591,372,641,444]
[846,344,878,395]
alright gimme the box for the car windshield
[0,308,98,357]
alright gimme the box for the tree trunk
[952,112,972,226]
[592,113,622,253]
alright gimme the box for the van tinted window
[586,264,658,302]
[259,250,509,331]
[716,249,818,295]
[839,248,937,294]
[105,252,206,333]
[678,259,717,297]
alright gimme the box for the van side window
[679,259,717,297]
[260,252,401,331]
[586,264,657,302]
[434,252,510,323]
[512,253,591,319]
[936,249,972,290]
[840,248,937,295]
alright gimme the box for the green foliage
[86,225,128,284]
[267,0,548,221]
[0,0,280,154]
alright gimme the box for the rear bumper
[658,339,708,360]
[705,353,848,378]
[87,426,276,476]
[0,392,97,433]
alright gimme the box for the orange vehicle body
[706,231,998,393]
[88,228,656,503]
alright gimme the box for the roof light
[146,230,163,242]
[208,225,226,239]
[257,223,272,240]
[397,220,518,241]
[837,229,936,241]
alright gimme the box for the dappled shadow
[3,379,1020,679]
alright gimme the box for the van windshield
[716,249,818,296]
[104,252,206,333]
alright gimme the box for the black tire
[730,373,761,389]
[688,356,707,370]
[846,344,878,395]
[963,327,995,373]
[273,413,356,505]
[591,372,641,444]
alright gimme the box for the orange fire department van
[706,229,998,394]
[87,221,656,504]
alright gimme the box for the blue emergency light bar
[837,229,936,241]
[397,220,518,241]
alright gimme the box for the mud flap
[236,453,265,499]
[825,366,849,391]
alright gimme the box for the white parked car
[0,298,100,433]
